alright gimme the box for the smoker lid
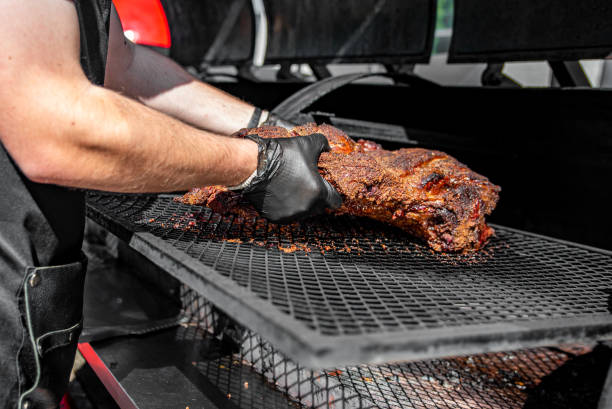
[262,0,436,64]
[161,0,436,66]
[87,193,612,369]
[449,0,612,63]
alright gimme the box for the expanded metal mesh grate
[180,287,607,409]
[87,193,612,366]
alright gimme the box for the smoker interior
[212,82,612,252]
[86,192,612,368]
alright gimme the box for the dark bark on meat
[176,124,500,252]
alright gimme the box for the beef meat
[177,124,500,252]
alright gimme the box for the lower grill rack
[181,286,608,409]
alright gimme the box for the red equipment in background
[113,0,171,48]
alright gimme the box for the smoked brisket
[177,124,500,252]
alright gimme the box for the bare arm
[0,0,257,192]
[104,6,257,135]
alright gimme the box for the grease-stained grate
[180,287,606,409]
[87,193,612,367]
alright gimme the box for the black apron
[0,1,111,408]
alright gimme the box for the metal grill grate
[87,193,612,367]
[180,287,605,409]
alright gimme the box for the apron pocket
[19,255,87,409]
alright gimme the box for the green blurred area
[436,0,454,30]
[433,0,453,53]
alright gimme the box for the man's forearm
[0,0,257,194]
[105,36,256,135]
[9,81,257,193]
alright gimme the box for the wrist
[227,138,259,188]
[246,107,270,128]
[258,110,270,126]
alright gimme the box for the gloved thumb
[321,179,343,210]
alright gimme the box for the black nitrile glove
[239,133,342,223]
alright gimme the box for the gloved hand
[236,133,342,222]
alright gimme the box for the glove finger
[303,133,330,163]
[321,178,343,210]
